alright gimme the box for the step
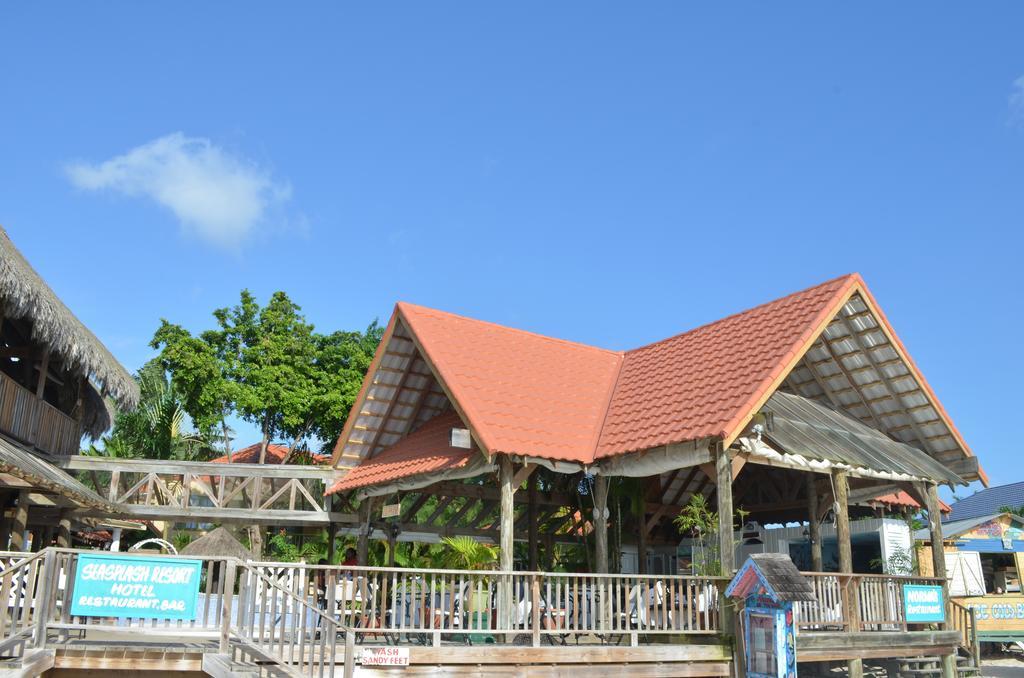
[0,650,55,678]
[202,652,260,678]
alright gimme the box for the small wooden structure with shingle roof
[726,553,816,603]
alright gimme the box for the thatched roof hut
[181,526,254,561]
[0,226,139,435]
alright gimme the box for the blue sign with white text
[70,553,202,620]
[903,584,945,623]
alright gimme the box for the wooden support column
[920,482,956,678]
[592,474,609,574]
[357,497,375,566]
[833,468,862,678]
[833,469,852,574]
[806,472,823,572]
[922,482,947,581]
[715,445,735,575]
[498,455,516,636]
[527,472,538,571]
[499,455,515,572]
[56,512,71,548]
[638,513,648,575]
[34,348,49,398]
[9,491,29,551]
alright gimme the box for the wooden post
[527,472,538,571]
[357,498,374,566]
[806,472,823,571]
[923,482,947,581]
[327,522,337,564]
[499,455,515,572]
[110,527,122,552]
[499,455,516,635]
[56,512,71,548]
[219,559,237,653]
[833,468,862,678]
[10,490,29,551]
[34,348,49,399]
[638,512,648,575]
[32,549,56,648]
[592,474,609,574]
[715,445,735,575]
[921,482,956,678]
[833,469,852,575]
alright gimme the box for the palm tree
[85,360,214,461]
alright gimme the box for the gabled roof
[399,302,622,463]
[598,275,856,457]
[726,553,815,602]
[332,274,980,485]
[328,411,478,494]
[945,482,1024,523]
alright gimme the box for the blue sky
[0,3,1020,498]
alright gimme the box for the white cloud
[65,133,291,248]
[1010,76,1024,125]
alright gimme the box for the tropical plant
[84,360,215,461]
[673,494,749,576]
[440,536,498,570]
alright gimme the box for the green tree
[151,290,383,463]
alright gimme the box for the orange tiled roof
[873,491,951,514]
[332,273,976,492]
[399,303,623,462]
[211,443,331,465]
[596,275,857,457]
[399,275,856,464]
[328,411,474,493]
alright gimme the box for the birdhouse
[725,553,815,678]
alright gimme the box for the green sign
[70,553,203,620]
[903,584,944,623]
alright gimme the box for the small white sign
[361,647,410,666]
[381,503,402,519]
[450,427,472,449]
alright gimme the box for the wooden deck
[0,549,976,676]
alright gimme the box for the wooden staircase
[0,649,54,678]
[896,650,980,677]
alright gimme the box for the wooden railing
[0,370,80,457]
[250,563,728,646]
[60,456,347,526]
[950,600,980,667]
[794,572,946,633]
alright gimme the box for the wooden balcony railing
[794,572,946,633]
[0,370,80,457]
[248,563,729,646]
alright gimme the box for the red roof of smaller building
[873,491,951,514]
[328,411,475,494]
[211,443,331,465]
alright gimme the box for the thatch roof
[181,526,254,561]
[0,226,139,413]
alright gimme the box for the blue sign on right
[903,584,945,623]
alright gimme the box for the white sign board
[450,428,472,449]
[361,647,410,666]
[381,503,402,519]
